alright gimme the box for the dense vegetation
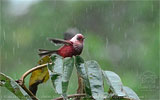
[0,55,140,100]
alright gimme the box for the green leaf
[123,86,140,100]
[85,60,105,100]
[48,54,63,94]
[49,55,74,98]
[62,57,74,97]
[0,72,32,100]
[103,71,126,97]
[75,56,91,95]
[62,57,74,82]
[75,56,87,79]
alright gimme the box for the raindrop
[13,47,15,55]
[43,42,46,46]
[132,17,135,24]
[143,50,146,56]
[5,52,7,60]
[124,32,127,39]
[54,27,57,32]
[151,4,153,13]
[0,47,1,56]
[13,32,16,39]
[89,5,92,10]
[111,24,114,31]
[18,58,22,64]
[3,31,5,41]
[106,37,108,48]
[118,27,121,31]
[86,8,88,13]
[17,41,20,48]
[112,13,115,17]
[112,3,115,9]
[138,62,141,67]
[142,27,145,31]
[86,48,91,59]
[152,23,155,28]
[127,51,130,58]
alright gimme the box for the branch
[53,94,86,100]
[20,84,38,100]
[76,73,84,94]
[15,63,52,100]
[19,62,52,85]
[74,73,85,100]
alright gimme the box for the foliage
[85,61,105,100]
[49,55,74,99]
[0,73,32,100]
[0,55,140,100]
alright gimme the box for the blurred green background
[0,0,159,100]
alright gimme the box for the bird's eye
[77,37,81,40]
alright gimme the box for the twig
[16,62,52,100]
[20,84,38,100]
[74,73,85,100]
[53,94,86,100]
[76,73,84,94]
[19,62,52,85]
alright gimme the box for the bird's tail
[38,49,58,57]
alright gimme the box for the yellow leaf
[29,56,51,95]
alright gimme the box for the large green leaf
[75,56,91,95]
[103,71,126,97]
[0,72,32,100]
[75,56,87,79]
[49,55,63,94]
[85,60,105,100]
[123,86,140,100]
[62,57,74,96]
[48,55,74,98]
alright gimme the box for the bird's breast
[58,45,74,57]
[73,43,83,55]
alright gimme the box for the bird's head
[70,33,85,43]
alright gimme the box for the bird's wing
[38,49,52,53]
[48,38,73,45]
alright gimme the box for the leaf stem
[20,62,52,84]
[16,62,52,100]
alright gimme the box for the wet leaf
[49,55,74,98]
[48,55,63,94]
[103,71,126,97]
[62,57,74,95]
[75,56,87,79]
[29,56,51,95]
[85,61,105,100]
[75,56,91,95]
[0,72,32,100]
[123,86,140,100]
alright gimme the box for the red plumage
[57,45,74,57]
[38,34,84,58]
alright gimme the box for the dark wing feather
[48,38,73,45]
[38,49,52,53]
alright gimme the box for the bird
[38,34,85,58]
